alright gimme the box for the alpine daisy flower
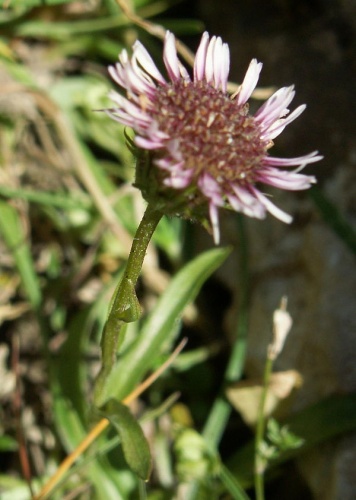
[107,31,322,243]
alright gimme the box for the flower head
[107,32,322,243]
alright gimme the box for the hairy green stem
[94,204,163,407]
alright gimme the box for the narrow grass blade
[0,200,41,309]
[310,186,356,254]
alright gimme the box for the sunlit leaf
[0,435,17,452]
[0,200,41,310]
[102,399,152,481]
[102,246,231,402]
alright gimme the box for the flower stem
[254,352,274,500]
[94,203,163,407]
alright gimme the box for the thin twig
[12,333,35,498]
[114,0,275,100]
[115,0,195,67]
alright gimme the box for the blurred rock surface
[196,0,356,497]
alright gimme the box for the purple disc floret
[106,31,322,243]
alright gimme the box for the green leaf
[0,475,42,500]
[1,59,37,86]
[0,200,42,310]
[55,308,94,425]
[0,435,18,452]
[103,246,231,402]
[266,419,304,451]
[49,340,124,500]
[102,399,152,481]
[6,0,74,6]
[14,15,128,39]
[219,464,250,500]
[51,380,87,453]
[153,216,181,261]
[0,185,91,210]
[310,186,356,254]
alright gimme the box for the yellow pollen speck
[139,94,150,112]
[207,112,217,128]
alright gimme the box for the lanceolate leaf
[102,400,152,481]
[0,200,42,310]
[104,246,231,402]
